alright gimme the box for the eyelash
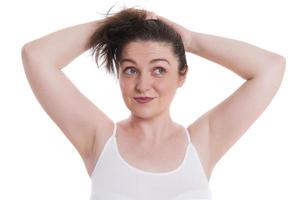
[123,67,166,75]
[123,67,136,75]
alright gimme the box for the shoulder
[90,120,115,161]
[187,119,212,178]
[84,120,115,177]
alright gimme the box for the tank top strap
[113,123,190,144]
[112,122,118,137]
[184,126,191,144]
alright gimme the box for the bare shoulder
[94,120,116,153]
[86,120,115,177]
[187,113,213,180]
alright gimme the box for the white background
[1,0,299,199]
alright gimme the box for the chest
[88,126,211,180]
[115,133,188,173]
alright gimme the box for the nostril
[135,80,151,92]
[135,86,150,93]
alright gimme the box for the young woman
[21,8,285,200]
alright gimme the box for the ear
[177,64,188,87]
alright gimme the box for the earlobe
[178,79,185,87]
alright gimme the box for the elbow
[263,53,286,76]
[254,53,286,81]
[21,42,36,58]
[21,43,32,67]
[270,54,286,78]
[21,43,29,57]
[21,43,32,68]
[21,42,33,54]
[21,42,41,67]
[272,54,286,69]
[267,51,286,70]
[260,54,286,83]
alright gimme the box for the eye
[123,67,137,75]
[153,67,166,75]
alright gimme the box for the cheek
[120,80,134,103]
[120,83,130,97]
[156,80,177,97]
[120,79,132,93]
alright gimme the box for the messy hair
[87,7,188,78]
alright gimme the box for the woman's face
[118,40,186,119]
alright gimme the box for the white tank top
[89,123,213,200]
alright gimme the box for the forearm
[187,31,285,80]
[22,19,104,70]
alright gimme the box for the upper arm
[21,45,113,160]
[190,57,286,171]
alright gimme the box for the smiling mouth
[133,97,155,104]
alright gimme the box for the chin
[131,106,168,120]
[131,109,155,119]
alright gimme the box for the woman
[21,7,285,200]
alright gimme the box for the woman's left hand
[146,11,193,52]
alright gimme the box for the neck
[126,110,176,145]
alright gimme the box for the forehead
[120,41,176,64]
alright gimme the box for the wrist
[185,30,195,53]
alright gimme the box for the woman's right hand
[146,11,193,52]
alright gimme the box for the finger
[146,11,157,20]
[156,15,175,28]
[157,15,172,24]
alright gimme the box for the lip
[133,97,155,104]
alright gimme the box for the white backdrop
[1,0,299,199]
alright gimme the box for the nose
[135,73,152,93]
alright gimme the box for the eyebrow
[120,58,170,65]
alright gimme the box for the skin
[22,9,286,179]
[117,40,187,145]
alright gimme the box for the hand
[146,11,193,52]
[145,11,158,20]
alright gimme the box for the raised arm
[187,31,285,171]
[22,19,102,70]
[157,13,286,177]
[21,19,114,175]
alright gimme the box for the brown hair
[88,7,188,78]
